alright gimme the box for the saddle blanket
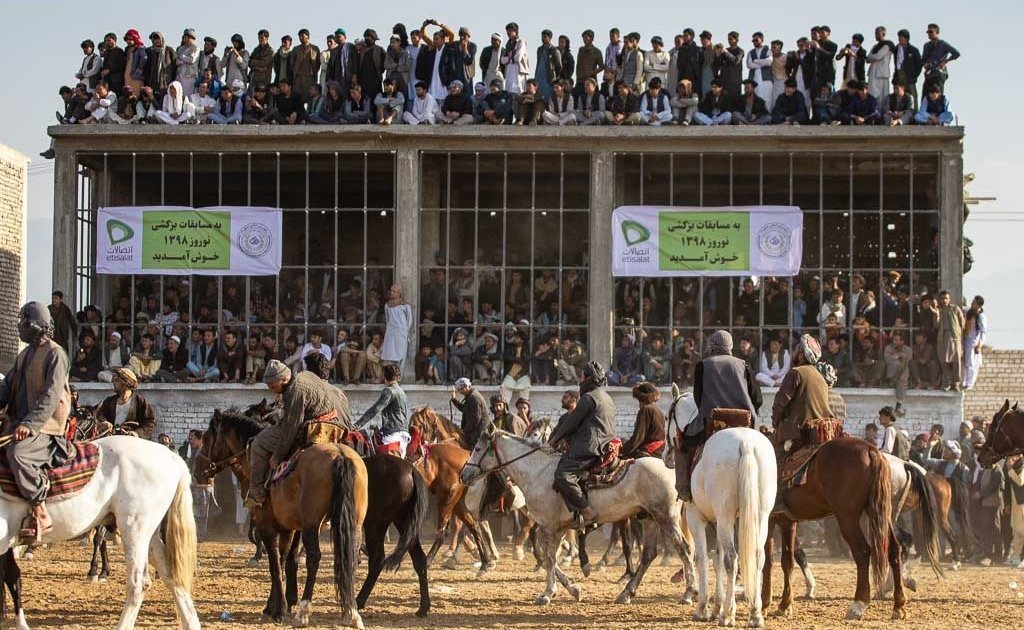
[272,450,303,484]
[779,443,826,489]
[0,442,100,501]
[584,457,636,490]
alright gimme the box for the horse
[196,409,368,628]
[0,436,199,629]
[356,455,432,618]
[68,403,119,584]
[462,426,697,606]
[762,435,903,621]
[407,408,495,573]
[977,400,1024,467]
[687,427,776,628]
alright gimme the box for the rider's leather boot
[675,449,693,502]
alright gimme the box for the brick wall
[73,382,965,448]
[963,347,1024,421]
[0,145,27,372]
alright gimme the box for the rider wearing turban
[675,330,762,503]
[490,394,528,436]
[548,361,617,528]
[771,334,837,460]
[96,366,157,439]
[0,302,73,541]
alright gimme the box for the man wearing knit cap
[244,358,346,508]
[675,329,761,502]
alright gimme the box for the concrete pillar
[394,149,420,379]
[52,148,77,302]
[588,151,615,367]
[938,151,963,303]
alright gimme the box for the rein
[196,445,248,480]
[463,433,545,485]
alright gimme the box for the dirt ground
[12,536,1024,629]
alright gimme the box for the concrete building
[48,125,966,443]
[0,144,28,372]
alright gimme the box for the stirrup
[571,510,598,531]
[18,515,51,544]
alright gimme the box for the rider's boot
[244,455,270,509]
[19,502,53,543]
[675,448,693,503]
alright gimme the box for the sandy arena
[10,536,1023,629]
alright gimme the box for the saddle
[583,439,635,490]
[688,408,755,475]
[0,442,100,502]
[779,418,846,489]
[302,410,345,446]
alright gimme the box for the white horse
[0,436,199,630]
[686,427,776,628]
[461,426,696,606]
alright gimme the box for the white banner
[612,206,803,277]
[96,206,282,276]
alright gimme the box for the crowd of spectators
[45,19,960,156]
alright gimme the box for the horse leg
[294,527,322,627]
[356,528,385,612]
[148,530,200,630]
[261,529,287,621]
[616,523,659,605]
[774,518,796,618]
[577,526,593,577]
[687,509,711,621]
[716,517,739,627]
[761,521,774,616]
[511,511,532,562]
[619,519,637,584]
[113,527,152,630]
[598,522,620,568]
[888,529,908,620]
[408,538,432,617]
[795,544,816,600]
[454,501,493,575]
[535,529,562,605]
[100,536,110,582]
[87,526,103,582]
[425,505,452,566]
[479,518,500,563]
[248,521,264,567]
[1,551,26,630]
[529,524,544,571]
[660,510,697,604]
[835,514,873,620]
[283,532,300,614]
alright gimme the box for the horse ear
[1014,402,1020,411]
[213,409,221,421]
[999,400,1011,417]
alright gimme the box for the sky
[2,1,1021,346]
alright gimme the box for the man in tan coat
[936,290,966,391]
[0,302,73,540]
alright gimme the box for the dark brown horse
[196,410,368,628]
[763,436,904,621]
[977,400,1024,466]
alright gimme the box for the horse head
[460,422,500,486]
[196,408,259,484]
[977,400,1024,466]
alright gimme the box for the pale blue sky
[3,1,1020,345]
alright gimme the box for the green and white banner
[612,206,803,277]
[96,206,282,276]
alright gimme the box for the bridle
[462,430,545,486]
[194,429,249,482]
[984,410,1024,461]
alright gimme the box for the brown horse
[196,409,368,628]
[977,400,1024,466]
[763,436,904,621]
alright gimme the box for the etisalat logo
[104,219,136,261]
[619,219,652,263]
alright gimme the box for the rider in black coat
[548,361,617,527]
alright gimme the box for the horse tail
[329,454,359,613]
[905,462,944,578]
[383,467,430,572]
[948,474,977,555]
[164,468,197,595]
[865,448,892,589]
[736,439,762,608]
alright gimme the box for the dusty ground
[12,536,1024,629]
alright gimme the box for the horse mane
[412,406,463,438]
[497,429,558,455]
[212,407,264,441]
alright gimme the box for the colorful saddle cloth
[0,442,101,501]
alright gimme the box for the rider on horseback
[770,334,838,512]
[548,360,617,529]
[354,364,411,457]
[621,382,667,459]
[244,359,349,509]
[451,377,489,450]
[0,302,73,541]
[675,330,761,503]
[490,394,528,436]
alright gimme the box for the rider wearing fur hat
[548,360,617,528]
[0,302,74,541]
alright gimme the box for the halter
[195,445,248,482]
[462,431,545,486]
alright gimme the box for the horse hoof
[87,575,98,583]
[581,562,592,578]
[747,613,765,628]
[513,547,525,562]
[568,585,583,602]
[680,588,696,605]
[532,563,543,573]
[905,577,918,593]
[772,607,792,619]
[442,556,458,570]
[719,616,736,627]
[614,591,631,605]
[415,607,429,618]
[845,601,868,620]
[949,561,960,572]
[671,569,686,584]
[535,595,551,606]
[247,558,260,568]
[692,610,710,622]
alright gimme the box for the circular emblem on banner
[237,223,273,258]
[757,223,792,258]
